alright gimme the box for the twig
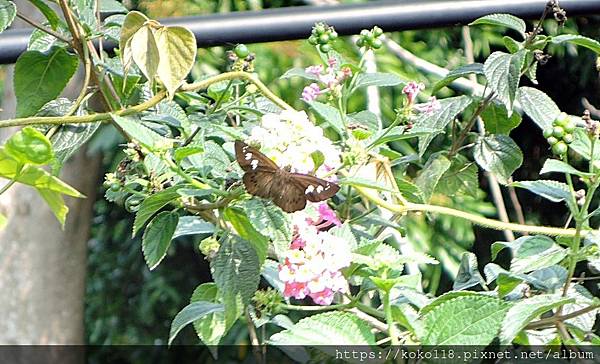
[245,307,264,364]
[15,12,71,44]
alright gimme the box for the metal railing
[1,0,600,64]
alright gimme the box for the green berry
[329,31,338,40]
[234,44,249,58]
[318,34,330,44]
[356,38,365,47]
[564,121,576,133]
[315,24,326,35]
[543,127,554,138]
[547,136,559,145]
[552,126,565,138]
[360,29,370,37]
[371,38,383,49]
[373,26,383,37]
[110,182,120,191]
[308,35,318,45]
[319,44,331,53]
[552,141,568,155]
[555,112,569,127]
[563,133,574,144]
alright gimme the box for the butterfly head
[282,165,292,173]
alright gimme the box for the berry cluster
[356,26,383,49]
[544,112,576,156]
[227,44,255,72]
[308,23,338,53]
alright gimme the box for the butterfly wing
[289,173,340,202]
[272,174,308,213]
[242,170,276,199]
[235,140,279,172]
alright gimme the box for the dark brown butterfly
[234,140,340,213]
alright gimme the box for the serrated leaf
[517,87,560,130]
[491,235,567,274]
[133,185,182,236]
[308,101,344,136]
[432,63,484,94]
[419,291,482,316]
[0,0,15,33]
[131,25,159,82]
[499,294,573,344]
[168,301,224,345]
[187,141,230,179]
[242,199,291,260]
[348,110,380,132]
[100,0,128,13]
[563,285,598,332]
[142,211,178,270]
[436,155,478,197]
[269,312,375,347]
[503,36,522,54]
[223,207,268,264]
[212,236,260,307]
[540,158,591,177]
[551,34,600,55]
[415,153,451,202]
[14,47,79,118]
[173,216,214,239]
[412,95,472,155]
[155,26,197,97]
[190,283,229,351]
[481,100,522,134]
[111,114,170,151]
[511,180,570,203]
[453,252,485,291]
[483,50,526,114]
[420,295,510,345]
[528,265,567,292]
[474,134,522,184]
[470,14,526,38]
[28,0,62,30]
[352,72,404,90]
[570,128,600,161]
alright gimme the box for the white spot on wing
[316,185,324,193]
[245,152,253,160]
[251,159,259,170]
[305,185,315,194]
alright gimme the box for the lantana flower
[246,110,342,177]
[301,57,352,102]
[278,203,351,305]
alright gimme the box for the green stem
[162,156,209,190]
[354,301,385,319]
[0,179,17,196]
[382,290,400,345]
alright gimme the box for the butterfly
[234,140,340,213]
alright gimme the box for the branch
[15,12,71,44]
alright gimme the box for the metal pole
[1,0,600,64]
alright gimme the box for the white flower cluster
[278,204,352,305]
[247,110,341,177]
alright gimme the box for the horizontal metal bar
[1,0,600,64]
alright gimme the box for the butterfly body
[235,140,339,213]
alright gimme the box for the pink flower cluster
[402,81,441,114]
[278,203,351,305]
[301,58,352,102]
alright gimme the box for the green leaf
[0,149,83,198]
[242,200,291,260]
[503,36,522,53]
[190,283,229,351]
[211,237,260,323]
[111,114,169,151]
[570,128,600,161]
[483,50,526,114]
[415,153,451,202]
[435,155,478,198]
[142,211,178,270]
[14,47,79,117]
[453,252,485,291]
[473,134,523,184]
[173,216,214,239]
[37,188,69,227]
[168,301,224,345]
[5,127,54,165]
[517,86,560,130]
[563,285,598,332]
[133,185,182,236]
[187,141,230,179]
[511,180,571,203]
[50,121,100,168]
[515,236,567,274]
[412,95,472,155]
[499,294,573,344]
[540,158,591,177]
[419,291,482,316]
[155,26,197,97]
[223,208,268,265]
[339,176,395,192]
[131,25,159,82]
[420,295,510,345]
[120,11,148,69]
[470,13,526,38]
[173,145,203,163]
[551,34,600,55]
[432,63,484,94]
[100,0,128,13]
[308,101,344,135]
[269,312,375,347]
[481,100,522,134]
[280,67,320,81]
[368,126,427,148]
[0,0,15,33]
[352,72,404,90]
[28,0,61,30]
